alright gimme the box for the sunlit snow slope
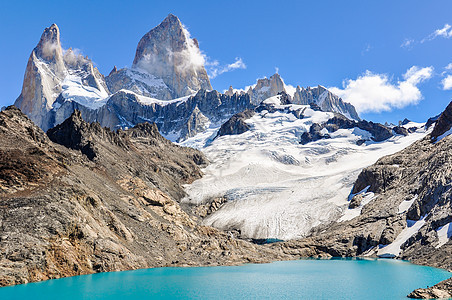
[180,96,428,240]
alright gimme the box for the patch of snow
[115,89,193,107]
[436,222,452,248]
[262,95,281,106]
[127,68,167,89]
[398,195,418,214]
[61,75,108,109]
[338,186,375,222]
[377,216,427,258]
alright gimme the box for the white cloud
[442,75,452,90]
[445,63,452,70]
[421,24,452,43]
[400,38,415,49]
[329,66,434,113]
[208,57,246,79]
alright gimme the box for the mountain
[259,100,452,298]
[0,106,289,286]
[132,13,212,97]
[106,14,212,100]
[14,24,109,131]
[230,73,360,120]
[180,95,426,240]
[13,16,360,143]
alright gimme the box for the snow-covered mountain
[180,95,428,240]
[228,73,360,120]
[14,15,360,141]
[106,14,212,100]
[14,24,109,131]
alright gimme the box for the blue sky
[1,0,451,123]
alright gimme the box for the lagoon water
[0,259,450,300]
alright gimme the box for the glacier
[180,95,429,240]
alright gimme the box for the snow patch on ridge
[436,222,452,248]
[398,195,418,214]
[377,216,427,258]
[61,75,108,109]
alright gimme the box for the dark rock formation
[300,123,331,145]
[301,114,394,144]
[393,126,409,136]
[348,194,363,209]
[431,101,452,141]
[0,106,291,287]
[216,109,255,138]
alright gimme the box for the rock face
[240,74,359,120]
[431,100,452,141]
[246,73,286,105]
[0,106,291,287]
[300,114,394,144]
[216,109,255,137]
[130,13,212,98]
[293,85,360,120]
[14,24,109,131]
[87,89,255,141]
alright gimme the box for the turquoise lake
[0,258,450,299]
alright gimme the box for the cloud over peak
[329,66,434,113]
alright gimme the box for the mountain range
[4,13,452,298]
[14,14,359,141]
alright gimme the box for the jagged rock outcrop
[216,109,255,137]
[83,89,255,141]
[300,123,331,145]
[246,73,286,105]
[431,101,452,141]
[14,24,109,131]
[0,106,293,287]
[292,85,360,120]
[236,74,359,120]
[300,114,393,144]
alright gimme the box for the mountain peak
[35,23,63,62]
[163,13,181,24]
[131,15,212,98]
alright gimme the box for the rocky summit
[0,106,291,287]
